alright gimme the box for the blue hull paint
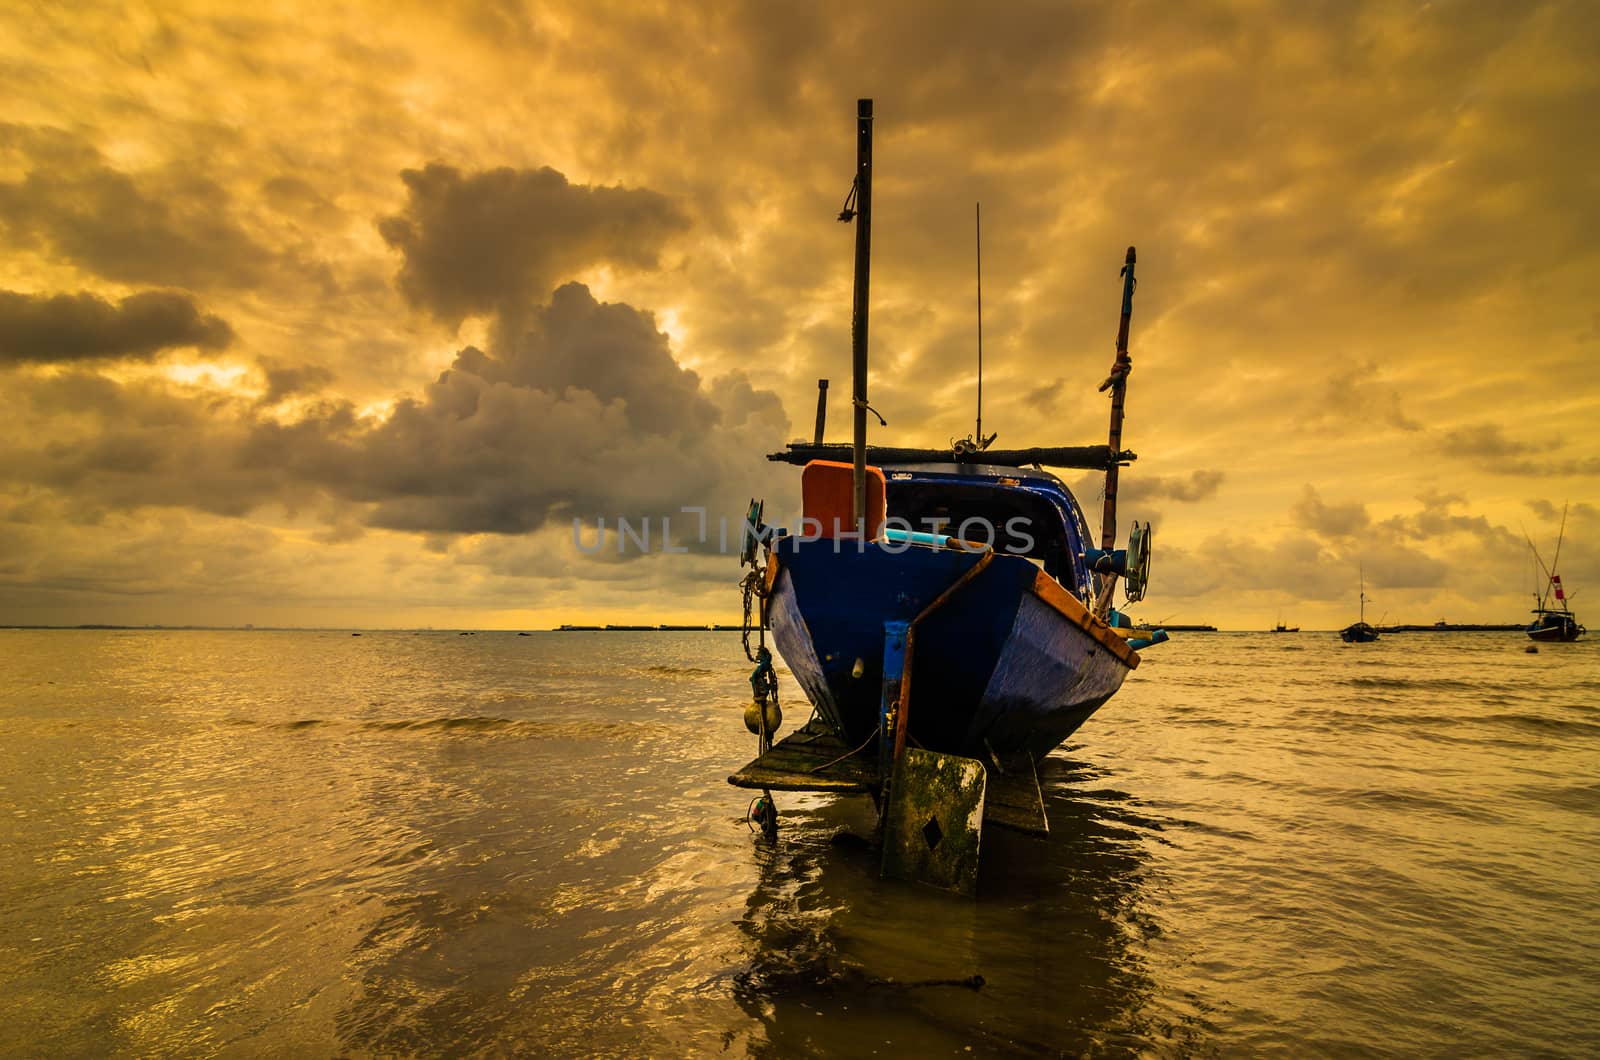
[768,535,1133,758]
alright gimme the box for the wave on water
[253,715,675,741]
[1513,779,1600,814]
[1301,784,1505,822]
[639,665,718,678]
[1478,712,1600,736]
[1345,675,1482,692]
[363,715,520,733]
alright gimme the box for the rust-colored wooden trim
[1030,570,1141,670]
[763,552,781,596]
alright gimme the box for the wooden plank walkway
[729,725,1050,836]
[728,724,878,793]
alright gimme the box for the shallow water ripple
[1,629,1597,1056]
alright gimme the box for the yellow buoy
[743,698,782,736]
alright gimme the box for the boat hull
[1527,613,1585,641]
[1340,622,1379,643]
[767,537,1137,759]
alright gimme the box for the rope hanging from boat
[738,546,780,754]
[738,497,780,836]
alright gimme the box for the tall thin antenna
[975,202,984,445]
[1551,501,1569,577]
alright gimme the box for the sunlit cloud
[0,0,1594,628]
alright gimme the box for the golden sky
[1,0,1595,630]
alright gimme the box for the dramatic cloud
[266,283,783,537]
[1125,470,1225,505]
[0,289,233,364]
[0,0,1594,627]
[377,164,689,324]
[0,126,270,289]
[1436,423,1600,477]
[257,359,335,406]
[3,283,787,543]
[1292,486,1372,541]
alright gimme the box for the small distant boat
[1340,567,1379,643]
[1270,613,1299,633]
[1525,505,1585,642]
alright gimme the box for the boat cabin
[798,460,1098,603]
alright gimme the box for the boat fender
[745,645,782,736]
[1127,629,1169,651]
[743,697,782,736]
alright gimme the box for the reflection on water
[732,760,1215,1056]
[2,630,1597,1056]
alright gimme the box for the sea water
[1,629,1596,1056]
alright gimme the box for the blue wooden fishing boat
[729,100,1164,893]
[760,459,1149,760]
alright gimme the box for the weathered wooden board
[730,724,1048,845]
[981,752,1049,837]
[880,748,986,897]
[727,725,879,793]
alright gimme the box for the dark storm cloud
[471,282,719,436]
[1314,364,1424,432]
[256,358,335,406]
[1064,468,1224,510]
[317,284,778,537]
[1440,423,1536,461]
[4,284,787,541]
[260,175,341,223]
[377,164,689,323]
[0,125,270,288]
[6,371,296,519]
[0,289,233,364]
[1125,469,1225,504]
[1291,485,1371,540]
[1526,499,1597,524]
[1436,423,1600,476]
[1379,490,1516,551]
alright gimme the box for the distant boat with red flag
[1525,505,1586,642]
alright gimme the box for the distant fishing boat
[1340,567,1379,643]
[1270,613,1299,633]
[728,100,1165,894]
[1525,505,1585,642]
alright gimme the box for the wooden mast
[849,99,874,534]
[1098,247,1137,595]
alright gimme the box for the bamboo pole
[1098,247,1137,593]
[850,99,873,535]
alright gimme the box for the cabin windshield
[884,479,1077,580]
